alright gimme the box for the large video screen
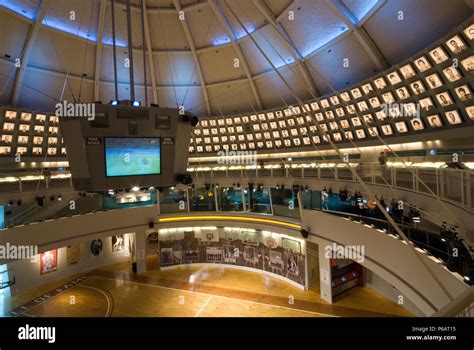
[105,137,161,177]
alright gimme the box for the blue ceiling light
[132,101,141,107]
[0,3,35,20]
[110,100,119,106]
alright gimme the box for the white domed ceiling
[0,0,471,117]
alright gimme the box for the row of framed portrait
[193,56,472,138]
[2,122,60,134]
[189,107,472,152]
[192,73,472,148]
[39,236,130,275]
[2,110,59,124]
[1,135,61,145]
[0,146,66,156]
[190,23,473,153]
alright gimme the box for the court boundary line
[89,275,337,317]
[20,284,111,318]
[76,285,112,317]
[7,276,89,317]
[194,296,212,317]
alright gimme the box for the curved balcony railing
[189,163,474,211]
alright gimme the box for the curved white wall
[301,209,468,316]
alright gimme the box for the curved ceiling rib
[250,0,320,97]
[10,0,51,106]
[207,0,264,111]
[94,0,107,102]
[324,0,389,70]
[173,0,212,116]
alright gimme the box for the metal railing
[190,164,474,211]
[432,287,474,317]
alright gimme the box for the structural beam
[251,0,319,97]
[94,0,107,101]
[207,0,263,110]
[324,0,389,70]
[173,0,212,116]
[142,1,159,105]
[11,0,50,106]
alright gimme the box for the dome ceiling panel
[102,4,147,47]
[154,84,206,114]
[0,0,40,20]
[198,45,246,84]
[146,12,189,49]
[0,0,470,117]
[207,81,258,116]
[42,0,100,41]
[239,24,295,75]
[0,10,30,59]
[363,0,473,66]
[152,52,201,85]
[218,0,267,40]
[100,45,135,85]
[254,66,312,109]
[306,34,377,93]
[263,0,293,17]
[185,4,228,48]
[279,0,349,58]
[28,29,96,79]
[18,68,93,109]
[341,0,379,22]
[0,61,15,105]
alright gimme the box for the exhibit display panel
[157,227,306,287]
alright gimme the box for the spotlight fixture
[131,186,140,192]
[132,100,141,107]
[16,198,22,206]
[8,199,13,207]
[287,157,292,162]
[57,194,62,201]
[110,100,119,106]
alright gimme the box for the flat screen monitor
[104,137,161,177]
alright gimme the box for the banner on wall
[67,244,81,266]
[287,252,299,276]
[40,250,57,275]
[112,235,125,255]
[243,246,258,262]
[269,251,283,269]
[206,247,222,263]
[223,245,238,263]
[90,239,103,259]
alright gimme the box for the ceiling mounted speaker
[300,228,309,239]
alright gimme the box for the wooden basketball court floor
[3,261,414,317]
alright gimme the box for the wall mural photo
[158,228,305,286]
